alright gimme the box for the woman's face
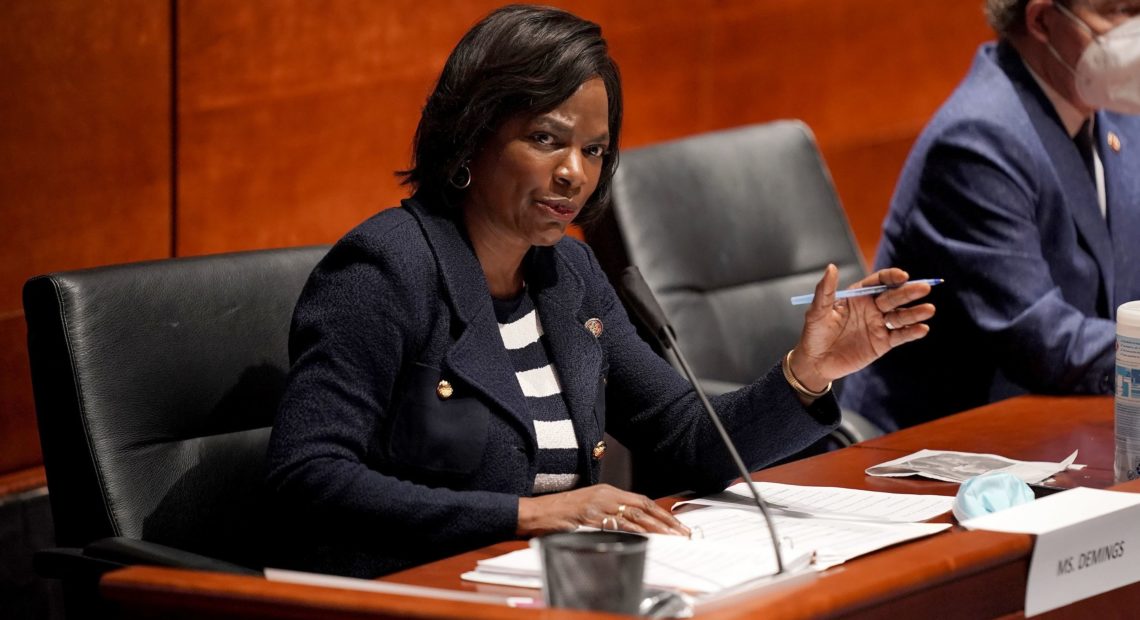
[464,78,610,249]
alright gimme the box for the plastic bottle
[1115,301,1140,483]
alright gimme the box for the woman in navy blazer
[267,4,935,578]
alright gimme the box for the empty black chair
[588,121,879,493]
[23,245,329,614]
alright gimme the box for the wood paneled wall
[0,0,171,478]
[0,0,993,481]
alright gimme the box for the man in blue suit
[842,0,1140,431]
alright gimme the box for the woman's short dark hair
[399,4,622,224]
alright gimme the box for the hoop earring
[449,164,472,189]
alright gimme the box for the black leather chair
[588,121,881,493]
[23,245,329,615]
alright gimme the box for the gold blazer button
[585,318,604,338]
[436,380,454,399]
[1107,132,1122,153]
[592,440,607,460]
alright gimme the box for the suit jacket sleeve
[906,122,1115,393]
[575,243,840,492]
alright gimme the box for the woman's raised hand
[788,264,935,394]
[517,484,690,538]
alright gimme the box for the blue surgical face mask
[952,472,1035,522]
[1048,3,1140,114]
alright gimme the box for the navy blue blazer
[268,196,838,577]
[842,42,1140,431]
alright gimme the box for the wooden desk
[100,395,1137,619]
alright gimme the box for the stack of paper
[675,481,955,522]
[678,505,950,570]
[467,532,812,594]
[464,483,955,595]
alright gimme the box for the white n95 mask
[1055,6,1140,115]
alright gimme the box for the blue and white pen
[790,278,944,306]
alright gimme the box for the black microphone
[618,266,786,574]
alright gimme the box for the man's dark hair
[986,0,1025,36]
[399,4,623,224]
[985,0,1075,38]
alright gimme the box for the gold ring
[616,504,627,520]
[884,319,896,330]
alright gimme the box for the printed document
[865,449,1079,484]
[465,483,953,595]
[674,481,954,522]
[678,505,950,570]
[468,531,813,594]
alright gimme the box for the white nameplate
[961,487,1140,616]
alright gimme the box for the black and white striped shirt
[493,291,580,494]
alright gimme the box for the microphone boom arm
[618,267,786,574]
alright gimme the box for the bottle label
[1115,333,1140,482]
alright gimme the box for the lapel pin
[1108,132,1122,153]
[584,318,603,338]
[436,379,454,399]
